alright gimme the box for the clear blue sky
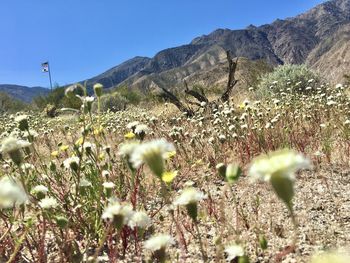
[0,0,326,88]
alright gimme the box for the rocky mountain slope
[2,0,349,103]
[80,0,349,91]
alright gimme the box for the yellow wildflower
[162,171,178,183]
[94,126,104,136]
[51,151,59,157]
[59,145,69,151]
[124,132,136,140]
[75,137,84,146]
[165,151,176,159]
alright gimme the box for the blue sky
[0,0,325,88]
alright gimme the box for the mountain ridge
[0,84,49,103]
[77,0,349,91]
[2,0,349,102]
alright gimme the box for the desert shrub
[117,86,142,105]
[257,64,321,97]
[98,92,128,112]
[94,86,146,112]
[34,85,82,110]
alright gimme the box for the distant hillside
[0,85,49,103]
[76,0,349,91]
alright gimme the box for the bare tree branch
[153,81,194,116]
[220,51,239,103]
[184,80,209,103]
[155,50,239,116]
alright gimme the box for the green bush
[257,64,320,97]
[97,92,128,112]
[0,92,30,113]
[34,85,83,110]
[116,86,142,105]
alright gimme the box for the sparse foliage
[257,64,321,97]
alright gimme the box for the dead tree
[156,83,195,116]
[184,80,209,104]
[157,50,239,115]
[220,51,239,103]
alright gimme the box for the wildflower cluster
[0,79,348,262]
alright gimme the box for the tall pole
[48,62,53,92]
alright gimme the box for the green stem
[6,227,28,263]
[287,203,298,247]
[92,223,113,261]
[194,221,208,262]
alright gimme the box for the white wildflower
[126,121,140,130]
[79,178,91,187]
[102,182,115,189]
[248,149,311,182]
[174,188,206,206]
[134,124,149,135]
[130,139,175,177]
[21,163,35,172]
[83,96,95,103]
[31,185,48,195]
[144,234,174,252]
[225,244,244,262]
[311,251,350,263]
[0,137,31,154]
[118,141,140,157]
[39,197,58,209]
[0,176,28,209]
[128,211,151,229]
[81,142,96,153]
[102,170,110,178]
[63,156,80,170]
[102,201,134,229]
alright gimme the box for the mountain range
[1,0,349,102]
[79,0,349,92]
[0,85,49,103]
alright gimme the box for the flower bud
[270,173,294,208]
[153,247,167,263]
[93,83,103,97]
[146,153,164,178]
[216,163,226,178]
[186,202,198,221]
[113,214,124,230]
[49,161,56,172]
[103,182,115,198]
[55,216,69,229]
[238,255,250,263]
[259,235,268,250]
[8,150,24,166]
[226,163,242,184]
[15,115,29,131]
